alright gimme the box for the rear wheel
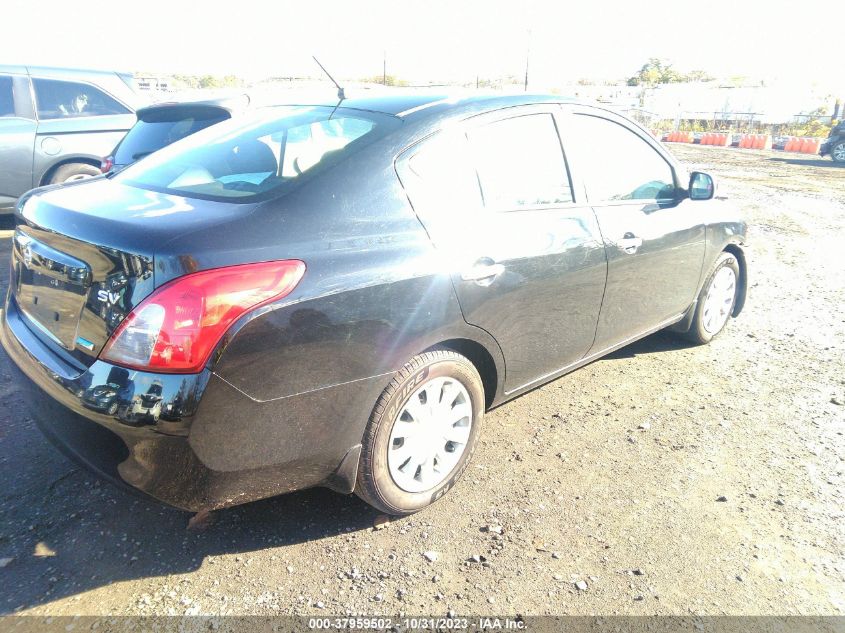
[356,350,484,515]
[831,141,845,164]
[684,252,740,344]
[49,162,100,184]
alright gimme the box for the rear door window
[32,78,131,119]
[400,130,483,219]
[0,76,14,117]
[466,113,573,210]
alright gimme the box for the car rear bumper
[1,294,377,511]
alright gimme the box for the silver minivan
[0,65,143,214]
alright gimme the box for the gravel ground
[0,145,843,617]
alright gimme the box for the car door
[30,76,136,185]
[397,106,607,393]
[560,106,706,353]
[0,73,37,211]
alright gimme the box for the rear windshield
[114,107,230,164]
[116,105,399,201]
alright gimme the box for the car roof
[0,64,28,75]
[0,64,133,79]
[264,92,577,120]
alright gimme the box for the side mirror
[689,171,715,201]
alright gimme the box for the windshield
[116,106,398,201]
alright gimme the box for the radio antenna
[312,56,345,101]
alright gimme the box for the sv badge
[97,289,121,305]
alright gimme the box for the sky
[3,0,842,92]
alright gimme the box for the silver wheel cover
[702,266,736,335]
[387,376,473,493]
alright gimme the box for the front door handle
[616,232,643,254]
[461,259,505,285]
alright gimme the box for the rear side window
[114,108,230,164]
[117,106,398,201]
[571,114,676,202]
[467,114,573,210]
[401,130,483,219]
[32,78,130,119]
[0,76,14,117]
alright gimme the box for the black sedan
[1,94,747,515]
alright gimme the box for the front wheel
[684,252,740,344]
[355,350,485,515]
[831,141,845,164]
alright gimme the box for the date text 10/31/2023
[307,617,527,630]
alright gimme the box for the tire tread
[355,349,482,515]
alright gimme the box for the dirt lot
[0,145,843,617]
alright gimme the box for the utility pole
[383,50,387,85]
[524,29,531,92]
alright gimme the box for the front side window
[32,78,130,119]
[467,113,573,210]
[117,106,397,201]
[0,76,14,117]
[571,114,676,202]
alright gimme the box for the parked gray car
[0,65,143,214]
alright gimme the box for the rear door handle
[616,233,643,254]
[461,260,505,285]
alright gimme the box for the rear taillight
[100,260,305,373]
[100,156,114,173]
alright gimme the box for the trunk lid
[11,177,257,369]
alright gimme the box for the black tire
[49,162,100,185]
[355,350,485,515]
[830,140,845,164]
[684,252,740,344]
[107,401,119,416]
